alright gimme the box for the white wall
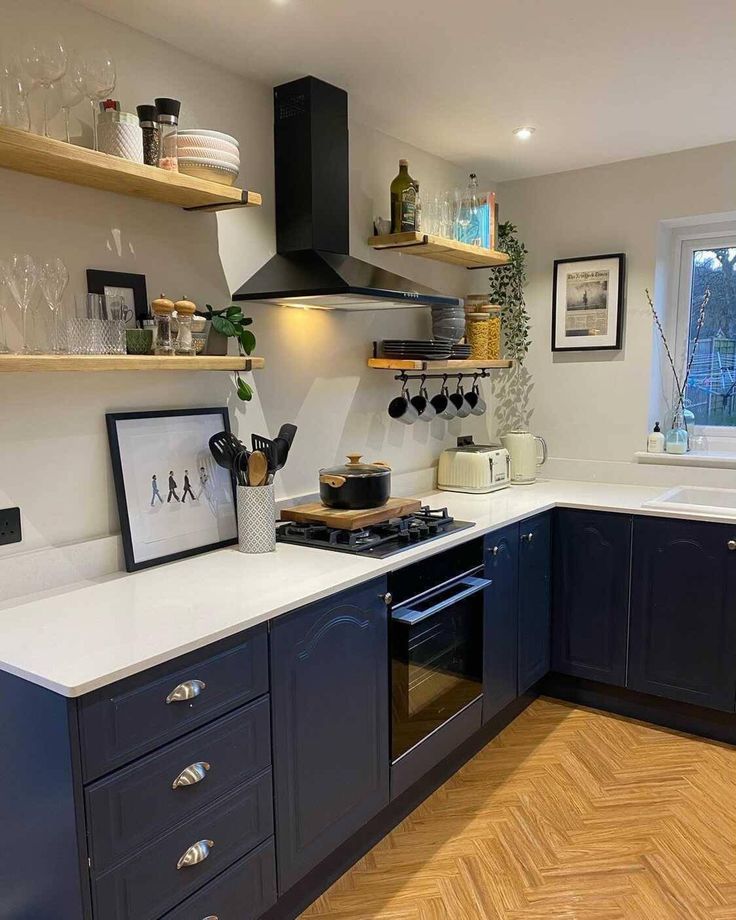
[0,0,493,568]
[491,141,736,474]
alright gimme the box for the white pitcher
[500,430,548,484]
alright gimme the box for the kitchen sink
[643,486,736,516]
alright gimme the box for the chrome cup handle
[535,436,548,467]
[177,839,214,870]
[172,761,211,790]
[166,679,206,704]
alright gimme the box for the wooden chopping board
[280,497,423,531]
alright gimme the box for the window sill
[634,450,736,470]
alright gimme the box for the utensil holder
[237,483,276,554]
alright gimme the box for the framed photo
[87,269,149,327]
[106,408,237,572]
[552,253,625,351]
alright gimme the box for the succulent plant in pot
[196,304,256,401]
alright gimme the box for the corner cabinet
[552,510,631,685]
[518,512,552,694]
[483,523,519,720]
[628,516,736,711]
[269,577,390,893]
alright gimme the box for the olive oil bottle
[390,159,417,233]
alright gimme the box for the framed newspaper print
[552,253,625,351]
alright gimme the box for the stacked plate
[177,129,240,186]
[380,340,453,360]
[450,344,472,358]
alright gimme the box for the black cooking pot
[319,454,391,509]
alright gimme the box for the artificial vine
[488,221,531,363]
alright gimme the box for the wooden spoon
[248,450,269,487]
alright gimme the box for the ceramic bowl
[178,158,239,186]
[177,146,240,169]
[178,129,239,148]
[176,136,240,160]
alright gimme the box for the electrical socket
[0,507,21,546]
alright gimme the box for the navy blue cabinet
[553,510,631,686]
[270,577,390,892]
[628,516,736,711]
[518,512,552,694]
[483,523,519,721]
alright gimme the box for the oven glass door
[391,572,487,761]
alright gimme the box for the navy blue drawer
[161,838,276,920]
[79,627,269,780]
[86,696,271,873]
[91,768,274,920]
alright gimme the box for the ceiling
[76,0,736,181]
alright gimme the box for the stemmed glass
[50,69,84,143]
[40,258,69,354]
[72,51,116,150]
[0,62,31,130]
[21,37,67,137]
[0,261,13,354]
[3,254,39,355]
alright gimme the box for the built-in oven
[389,538,488,763]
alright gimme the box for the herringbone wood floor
[301,698,736,919]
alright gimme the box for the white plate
[178,128,239,147]
[178,156,239,173]
[177,146,240,169]
[177,135,239,159]
[179,162,239,186]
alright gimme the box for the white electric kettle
[500,429,548,484]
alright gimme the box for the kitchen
[3,0,736,918]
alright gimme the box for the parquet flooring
[301,697,736,919]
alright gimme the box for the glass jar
[487,305,502,360]
[174,298,196,356]
[155,97,180,171]
[152,295,175,355]
[466,312,490,360]
[665,410,688,454]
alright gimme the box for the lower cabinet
[518,512,552,694]
[270,577,390,893]
[628,516,736,711]
[552,509,631,686]
[483,523,519,721]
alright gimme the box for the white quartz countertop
[3,479,735,698]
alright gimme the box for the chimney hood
[233,76,462,311]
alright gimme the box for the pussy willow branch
[646,287,710,416]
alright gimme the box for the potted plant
[197,304,256,401]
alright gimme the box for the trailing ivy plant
[197,304,256,401]
[488,221,531,363]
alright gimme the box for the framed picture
[106,408,237,572]
[87,269,149,327]
[552,253,625,351]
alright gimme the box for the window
[676,231,736,431]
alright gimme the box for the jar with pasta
[487,305,502,360]
[466,312,490,360]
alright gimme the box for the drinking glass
[21,37,67,136]
[0,262,13,354]
[439,191,453,239]
[50,69,84,143]
[453,187,469,241]
[3,254,39,355]
[40,258,69,354]
[72,51,116,150]
[0,63,31,130]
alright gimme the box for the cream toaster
[437,440,511,494]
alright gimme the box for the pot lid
[320,454,391,478]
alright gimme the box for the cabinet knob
[522,532,534,542]
[489,545,499,556]
[172,761,211,790]
[728,540,736,551]
[381,592,393,606]
[177,839,214,870]
[201,916,219,920]
[166,679,206,704]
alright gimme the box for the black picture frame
[551,253,625,352]
[106,407,237,572]
[87,269,149,326]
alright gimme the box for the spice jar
[155,97,181,171]
[487,305,502,360]
[466,312,490,360]
[151,295,175,355]
[174,298,196,356]
[137,104,160,166]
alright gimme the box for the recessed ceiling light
[513,126,536,140]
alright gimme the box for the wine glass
[4,254,39,355]
[0,261,13,354]
[21,37,67,137]
[49,69,83,143]
[72,51,116,150]
[0,62,31,130]
[40,258,69,354]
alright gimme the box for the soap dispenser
[665,411,688,454]
[647,422,665,453]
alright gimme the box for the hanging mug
[430,378,457,420]
[388,382,418,425]
[410,380,436,423]
[449,382,471,418]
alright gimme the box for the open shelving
[367,231,510,269]
[368,358,513,371]
[0,355,265,373]
[0,126,262,212]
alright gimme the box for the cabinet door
[628,517,736,711]
[270,577,390,892]
[518,512,552,693]
[552,510,631,686]
[483,523,519,721]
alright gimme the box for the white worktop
[2,479,735,698]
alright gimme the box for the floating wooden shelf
[0,355,265,372]
[368,358,513,371]
[0,126,262,212]
[367,232,510,269]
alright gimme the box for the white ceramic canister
[500,429,548,484]
[97,110,144,163]
[237,483,276,553]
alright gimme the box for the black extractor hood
[233,76,462,311]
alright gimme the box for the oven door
[391,568,488,761]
